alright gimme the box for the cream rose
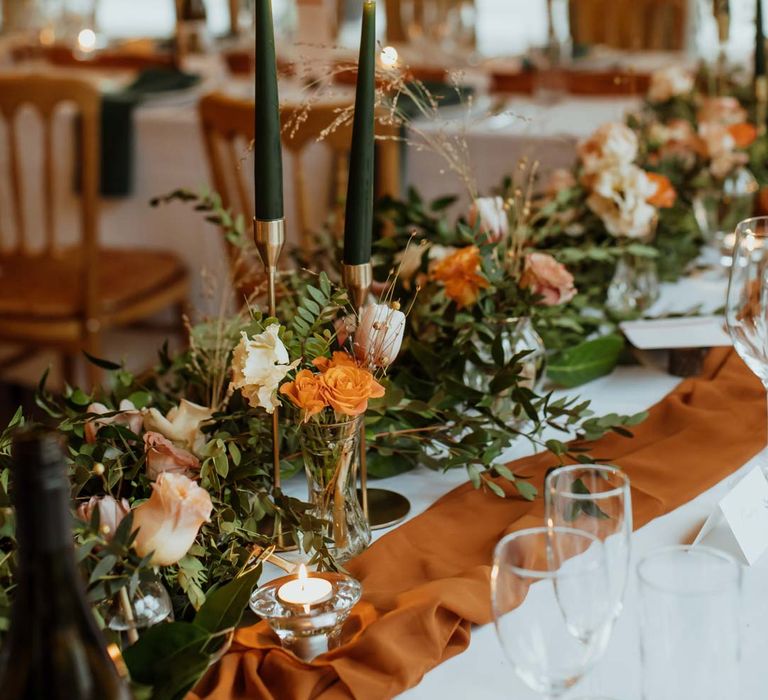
[132,472,213,566]
[77,495,130,541]
[143,431,200,481]
[84,399,143,444]
[578,123,638,175]
[697,122,748,179]
[648,65,694,103]
[231,325,297,414]
[468,196,509,243]
[143,399,213,455]
[586,165,658,239]
[354,303,406,368]
[520,253,577,306]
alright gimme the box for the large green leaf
[547,335,625,388]
[194,566,261,634]
[123,622,210,686]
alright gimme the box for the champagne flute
[726,216,768,469]
[491,527,614,700]
[545,465,632,621]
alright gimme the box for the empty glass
[491,527,614,699]
[638,545,741,700]
[726,217,768,470]
[545,465,632,621]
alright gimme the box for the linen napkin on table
[93,68,200,197]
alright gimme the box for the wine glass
[726,216,768,468]
[491,527,614,700]
[545,465,632,621]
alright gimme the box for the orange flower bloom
[312,351,358,372]
[645,172,677,208]
[320,365,385,417]
[430,245,489,308]
[728,122,757,149]
[279,369,327,421]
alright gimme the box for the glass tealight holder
[249,571,362,661]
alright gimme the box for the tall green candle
[254,0,284,221]
[343,0,376,266]
[757,0,766,79]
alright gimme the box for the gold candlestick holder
[342,262,411,531]
[254,217,288,547]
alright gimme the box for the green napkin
[98,68,200,197]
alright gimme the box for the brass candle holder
[342,262,411,531]
[254,217,287,546]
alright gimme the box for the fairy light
[77,29,97,54]
[380,46,398,68]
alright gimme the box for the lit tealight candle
[380,45,399,68]
[277,564,333,610]
[77,29,97,54]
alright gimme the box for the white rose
[132,472,213,566]
[143,399,213,455]
[354,303,406,368]
[648,65,694,103]
[587,165,657,239]
[468,196,509,243]
[578,123,639,175]
[231,325,297,413]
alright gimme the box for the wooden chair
[0,74,190,389]
[570,0,686,51]
[198,92,401,273]
[384,0,475,46]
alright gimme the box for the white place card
[693,467,768,566]
[620,315,732,350]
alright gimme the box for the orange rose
[645,172,677,208]
[312,351,358,372]
[319,365,385,417]
[728,123,757,149]
[430,246,490,308]
[279,369,327,421]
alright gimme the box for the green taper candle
[254,0,284,221]
[343,0,376,265]
[757,0,766,78]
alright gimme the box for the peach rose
[77,495,130,541]
[312,351,359,372]
[319,365,385,417]
[520,253,577,306]
[697,96,747,125]
[578,123,638,176]
[430,245,490,308]
[132,472,213,566]
[697,122,749,179]
[468,196,508,243]
[143,399,213,455]
[279,369,327,422]
[354,303,406,368]
[645,172,677,208]
[728,123,757,149]
[143,431,200,481]
[84,400,143,444]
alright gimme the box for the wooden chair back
[199,93,400,256]
[570,0,686,51]
[384,0,475,45]
[0,74,100,322]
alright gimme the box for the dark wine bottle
[0,430,133,699]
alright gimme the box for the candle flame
[297,563,308,582]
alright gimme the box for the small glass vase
[692,166,758,266]
[463,317,546,425]
[299,417,371,562]
[606,252,660,318]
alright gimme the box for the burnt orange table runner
[191,349,764,700]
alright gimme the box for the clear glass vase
[299,417,371,562]
[606,253,659,318]
[692,166,758,267]
[463,317,546,425]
